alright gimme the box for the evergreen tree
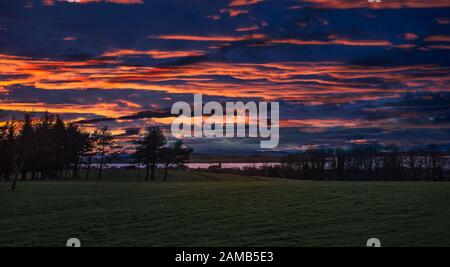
[134,127,167,181]
[161,140,193,181]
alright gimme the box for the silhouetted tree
[274,143,449,181]
[0,124,8,181]
[92,126,115,180]
[161,139,193,181]
[134,127,167,181]
[0,113,98,189]
[425,144,445,181]
[11,114,36,190]
[0,122,15,183]
[65,123,90,179]
[83,133,96,180]
[1,112,448,185]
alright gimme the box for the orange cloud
[63,36,78,41]
[425,35,450,42]
[403,33,418,41]
[395,44,417,50]
[117,100,142,109]
[229,0,264,7]
[102,49,205,59]
[271,37,392,47]
[150,34,267,42]
[299,0,450,9]
[351,139,369,144]
[435,17,450,25]
[0,102,135,118]
[236,26,259,32]
[206,15,221,20]
[281,119,361,128]
[203,115,448,133]
[1,53,449,109]
[220,8,249,17]
[429,45,450,50]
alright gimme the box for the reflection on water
[89,163,281,170]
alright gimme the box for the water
[186,163,281,170]
[88,163,282,170]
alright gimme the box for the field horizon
[1,170,449,247]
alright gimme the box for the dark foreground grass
[0,170,449,247]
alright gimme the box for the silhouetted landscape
[2,113,448,192]
[0,113,193,190]
[1,0,450,248]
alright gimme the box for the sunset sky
[1,0,449,154]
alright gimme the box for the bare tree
[91,126,115,180]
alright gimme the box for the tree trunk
[11,173,18,191]
[164,163,169,181]
[151,162,156,181]
[73,161,79,179]
[86,156,92,180]
[11,157,23,191]
[146,163,149,181]
[137,164,141,181]
[98,153,104,180]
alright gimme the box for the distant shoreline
[85,163,283,170]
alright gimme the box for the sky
[0,0,449,154]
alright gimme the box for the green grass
[0,170,449,247]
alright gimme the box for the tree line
[281,145,449,181]
[0,113,193,190]
[206,145,450,181]
[1,113,448,186]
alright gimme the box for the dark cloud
[0,0,449,152]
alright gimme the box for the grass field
[0,170,449,247]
